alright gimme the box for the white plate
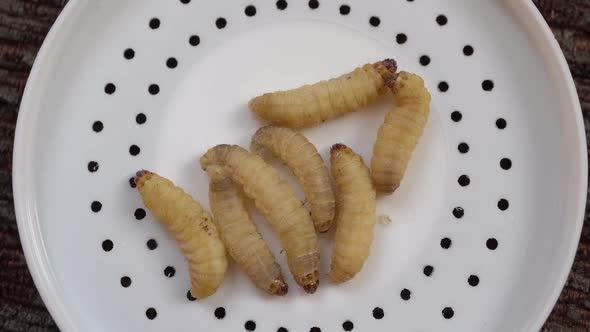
[13,0,586,331]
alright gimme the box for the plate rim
[12,0,587,331]
[507,1,587,330]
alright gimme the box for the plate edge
[11,1,588,331]
[509,1,588,331]
[12,0,86,331]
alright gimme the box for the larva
[135,171,228,299]
[371,71,431,193]
[200,145,320,293]
[249,59,397,128]
[206,165,288,296]
[251,126,335,233]
[329,144,376,283]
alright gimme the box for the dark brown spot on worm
[330,143,347,153]
[271,280,289,296]
[135,169,150,180]
[384,72,400,90]
[382,58,397,73]
[303,280,319,294]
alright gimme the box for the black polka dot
[245,5,257,16]
[458,142,469,153]
[148,84,160,95]
[129,145,141,156]
[166,57,178,69]
[451,111,462,122]
[496,118,507,129]
[458,175,470,187]
[486,238,498,250]
[442,307,454,319]
[134,208,146,220]
[214,307,226,319]
[92,121,103,133]
[129,177,137,188]
[468,275,480,286]
[276,0,288,10]
[342,320,354,331]
[124,48,135,60]
[216,17,227,29]
[453,207,464,219]
[396,33,407,44]
[500,158,512,170]
[400,288,411,300]
[419,55,430,66]
[180,0,191,4]
[149,18,160,29]
[482,80,494,91]
[423,265,434,276]
[88,161,99,173]
[310,328,321,332]
[245,320,256,330]
[91,201,102,213]
[339,5,350,15]
[135,113,147,125]
[497,198,509,211]
[120,276,131,287]
[189,35,201,46]
[146,308,157,320]
[187,290,197,301]
[436,15,448,26]
[369,16,380,27]
[372,307,384,319]
[440,237,452,249]
[277,328,288,332]
[104,83,116,95]
[463,45,474,56]
[147,239,158,250]
[102,239,113,252]
[438,81,449,92]
[308,0,319,9]
[164,266,176,278]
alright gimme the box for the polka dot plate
[13,1,586,331]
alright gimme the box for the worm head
[134,170,154,189]
[270,278,289,296]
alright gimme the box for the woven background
[0,1,588,331]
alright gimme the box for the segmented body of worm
[200,145,320,293]
[206,165,288,296]
[251,126,335,233]
[371,71,431,193]
[135,171,228,299]
[249,59,397,128]
[329,144,377,283]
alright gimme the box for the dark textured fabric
[0,0,587,331]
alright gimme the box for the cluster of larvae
[135,58,431,298]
